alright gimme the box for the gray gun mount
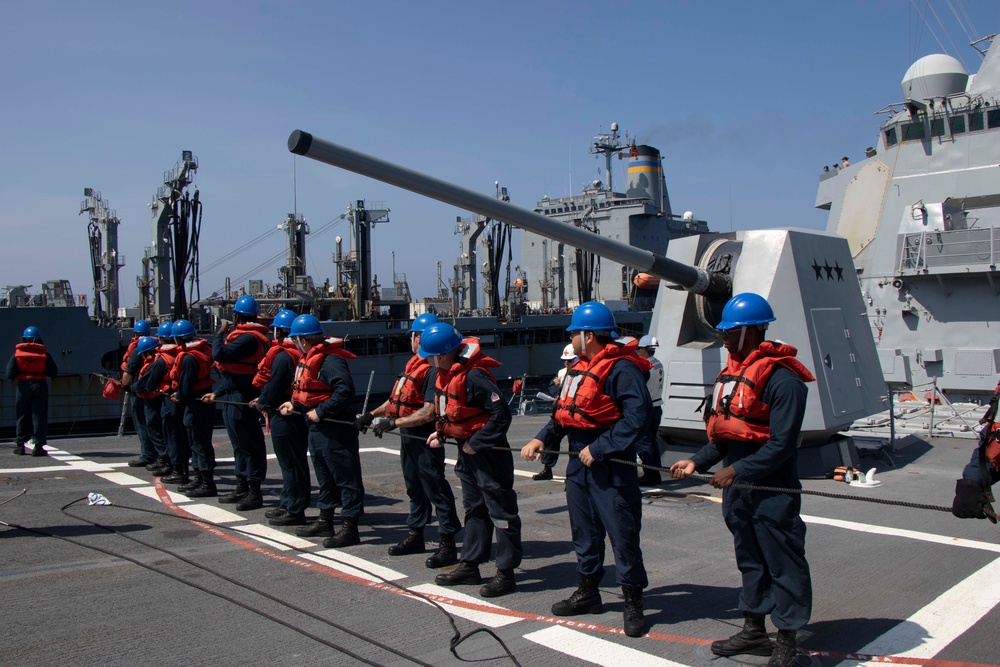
[289,131,885,449]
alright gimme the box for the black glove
[952,479,998,523]
[373,418,396,438]
[354,412,375,432]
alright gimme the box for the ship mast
[79,188,124,324]
[149,151,199,319]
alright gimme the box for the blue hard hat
[566,301,618,336]
[272,309,298,330]
[289,314,323,337]
[134,320,151,335]
[22,326,40,339]
[411,312,440,334]
[156,321,173,338]
[418,322,463,358]
[135,336,160,356]
[716,293,776,331]
[171,319,195,339]
[233,295,259,316]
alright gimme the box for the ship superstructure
[817,34,1000,401]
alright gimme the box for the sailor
[170,320,218,498]
[250,309,311,527]
[532,343,577,481]
[129,335,172,480]
[670,293,815,667]
[521,301,653,637]
[279,314,363,547]
[952,377,1000,523]
[636,334,664,485]
[7,325,58,456]
[355,312,462,567]
[422,322,522,599]
[209,295,270,511]
[842,156,851,168]
[122,320,160,469]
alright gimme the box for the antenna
[293,155,298,217]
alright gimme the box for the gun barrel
[288,130,729,297]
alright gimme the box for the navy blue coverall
[213,331,267,482]
[133,356,189,471]
[257,348,310,516]
[451,370,522,572]
[299,354,360,517]
[690,366,812,631]
[175,352,215,475]
[399,366,461,537]
[129,352,166,462]
[6,350,58,447]
[534,361,650,588]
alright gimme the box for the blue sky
[1,1,997,308]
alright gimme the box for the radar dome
[900,54,969,102]
[682,211,694,221]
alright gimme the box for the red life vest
[982,380,1000,471]
[434,338,501,440]
[14,342,48,381]
[155,344,181,393]
[120,338,138,373]
[134,354,160,399]
[705,341,816,445]
[291,339,356,407]
[170,339,215,394]
[386,355,432,419]
[214,323,270,376]
[553,336,652,429]
[253,339,303,392]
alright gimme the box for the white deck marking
[408,583,523,628]
[107,462,130,468]
[96,472,148,486]
[0,465,72,474]
[237,523,315,550]
[300,549,407,582]
[802,514,1000,553]
[180,503,246,525]
[838,555,1000,666]
[524,625,684,666]
[130,485,192,504]
[64,460,116,472]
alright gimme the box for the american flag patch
[491,392,501,402]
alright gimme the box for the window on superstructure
[950,116,966,134]
[902,122,925,141]
[969,112,984,132]
[884,127,898,147]
[988,109,1000,129]
[930,118,945,137]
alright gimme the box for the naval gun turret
[288,131,886,453]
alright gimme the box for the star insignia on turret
[811,259,823,280]
[823,261,834,280]
[811,258,846,281]
[834,262,844,281]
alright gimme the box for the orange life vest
[170,339,215,394]
[14,342,48,381]
[291,339,356,407]
[705,341,815,445]
[253,339,303,391]
[134,353,161,399]
[120,338,138,373]
[386,355,432,419]
[553,336,652,429]
[214,323,270,375]
[434,338,501,440]
[155,345,181,393]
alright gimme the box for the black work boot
[264,507,287,519]
[31,444,48,457]
[150,458,173,476]
[622,585,647,637]
[127,456,152,467]
[219,475,249,504]
[532,466,553,481]
[712,612,773,657]
[480,569,516,598]
[323,516,360,548]
[13,444,26,456]
[767,630,798,667]
[388,528,425,556]
[177,471,203,493]
[297,509,335,538]
[185,471,218,498]
[425,535,459,569]
[269,512,307,526]
[161,462,189,485]
[551,573,604,616]
[434,561,482,587]
[236,480,264,511]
